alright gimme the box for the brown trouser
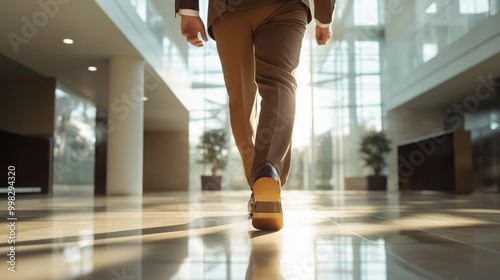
[212,0,308,187]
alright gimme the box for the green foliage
[197,128,228,176]
[360,130,392,176]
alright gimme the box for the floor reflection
[246,231,283,280]
[1,191,500,279]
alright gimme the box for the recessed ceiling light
[88,66,97,72]
[142,96,149,101]
[63,38,74,44]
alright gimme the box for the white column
[106,57,145,195]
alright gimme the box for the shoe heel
[252,177,283,231]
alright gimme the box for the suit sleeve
[175,0,199,14]
[313,0,336,24]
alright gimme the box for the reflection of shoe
[252,161,283,231]
[248,192,255,216]
[246,231,284,280]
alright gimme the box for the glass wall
[186,33,232,190]
[386,0,499,82]
[187,0,384,190]
[128,0,186,72]
[53,89,96,187]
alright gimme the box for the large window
[459,0,490,14]
[387,0,499,82]
[354,0,380,25]
[288,37,382,190]
[187,36,230,190]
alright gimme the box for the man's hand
[315,25,331,46]
[181,15,208,47]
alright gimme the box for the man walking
[176,0,335,230]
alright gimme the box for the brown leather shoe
[252,161,283,231]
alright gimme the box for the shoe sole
[252,177,283,231]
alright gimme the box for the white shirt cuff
[178,9,199,17]
[315,19,331,29]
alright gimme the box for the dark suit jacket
[175,0,336,39]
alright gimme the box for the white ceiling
[0,0,188,131]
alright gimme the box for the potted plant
[360,130,392,190]
[197,128,228,190]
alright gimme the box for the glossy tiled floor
[1,190,500,280]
